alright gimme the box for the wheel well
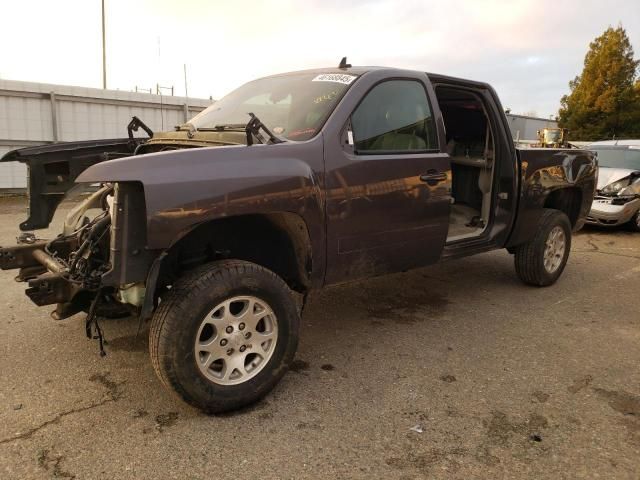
[544,188,582,228]
[160,213,312,293]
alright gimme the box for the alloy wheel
[194,296,278,385]
[543,225,566,273]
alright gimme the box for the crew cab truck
[0,65,597,413]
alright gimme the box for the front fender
[76,139,326,277]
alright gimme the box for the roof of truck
[265,66,492,89]
[265,66,384,77]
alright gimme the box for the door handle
[419,170,448,183]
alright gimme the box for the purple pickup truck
[0,63,597,412]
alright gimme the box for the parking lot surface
[1,196,639,479]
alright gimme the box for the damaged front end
[0,119,163,334]
[1,110,285,353]
[0,116,243,339]
[587,170,640,226]
[0,181,156,351]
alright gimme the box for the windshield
[543,129,561,143]
[591,147,640,170]
[189,72,358,141]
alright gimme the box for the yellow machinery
[537,128,569,148]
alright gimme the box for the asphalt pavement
[1,196,639,479]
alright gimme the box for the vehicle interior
[435,86,496,241]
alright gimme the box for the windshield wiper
[176,114,284,145]
[205,124,247,131]
[244,113,284,146]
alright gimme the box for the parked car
[585,140,640,231]
[0,64,597,413]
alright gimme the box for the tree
[559,26,640,140]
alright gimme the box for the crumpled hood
[597,167,639,189]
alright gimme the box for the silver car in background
[586,140,640,231]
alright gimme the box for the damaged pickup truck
[0,64,597,413]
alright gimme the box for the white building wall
[0,79,212,189]
[505,114,558,143]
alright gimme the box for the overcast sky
[1,0,638,118]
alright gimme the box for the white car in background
[586,140,640,231]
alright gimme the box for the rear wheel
[514,209,572,286]
[149,260,300,413]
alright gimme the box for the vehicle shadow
[577,223,635,236]
[93,249,525,416]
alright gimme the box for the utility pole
[183,64,190,120]
[183,64,189,100]
[101,0,107,89]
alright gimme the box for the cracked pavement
[1,197,639,479]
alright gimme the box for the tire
[514,209,572,287]
[628,209,640,232]
[149,260,300,413]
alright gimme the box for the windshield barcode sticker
[312,74,357,85]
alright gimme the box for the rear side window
[351,80,437,154]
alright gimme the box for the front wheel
[628,209,640,232]
[149,260,300,413]
[514,209,572,286]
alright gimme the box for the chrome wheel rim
[195,296,278,386]
[543,226,566,273]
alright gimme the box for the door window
[351,80,437,153]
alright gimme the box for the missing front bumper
[0,239,83,317]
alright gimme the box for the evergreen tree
[559,26,640,140]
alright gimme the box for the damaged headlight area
[1,184,114,314]
[598,174,640,204]
[0,181,155,353]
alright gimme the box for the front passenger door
[324,78,451,284]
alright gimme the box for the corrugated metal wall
[0,79,212,189]
[505,114,558,142]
